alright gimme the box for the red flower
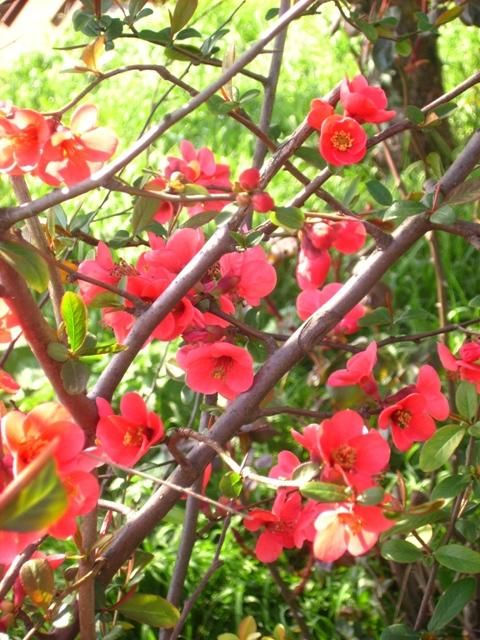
[379,393,435,452]
[296,249,331,290]
[0,299,19,344]
[96,392,165,466]
[0,370,19,394]
[319,115,367,166]
[218,246,277,306]
[144,176,176,224]
[251,191,275,213]
[315,410,390,490]
[307,99,334,130]
[340,75,396,124]
[438,341,480,390]
[47,470,100,539]
[244,490,303,563]
[0,107,50,174]
[269,450,301,480]
[327,342,378,396]
[238,167,260,191]
[296,283,365,334]
[416,364,449,421]
[77,241,127,304]
[314,503,392,562]
[35,104,118,186]
[177,341,254,399]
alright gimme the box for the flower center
[338,511,363,534]
[331,444,357,470]
[212,356,232,379]
[110,259,138,278]
[19,437,48,466]
[123,424,153,447]
[392,409,412,429]
[330,130,354,151]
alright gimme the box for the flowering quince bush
[1,2,480,639]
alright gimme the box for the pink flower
[218,246,277,306]
[95,392,165,466]
[177,341,254,399]
[327,342,378,396]
[438,342,480,390]
[238,167,260,191]
[296,250,331,290]
[314,503,392,562]
[244,490,303,563]
[144,176,176,224]
[319,115,367,166]
[47,470,100,539]
[307,99,334,130]
[0,370,19,394]
[340,75,396,124]
[269,450,301,480]
[0,107,50,174]
[296,283,366,334]
[77,242,128,304]
[0,299,19,344]
[35,104,118,186]
[416,364,449,421]
[379,393,436,452]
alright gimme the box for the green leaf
[434,544,480,573]
[366,180,393,206]
[435,6,464,27]
[61,359,90,395]
[294,146,326,169]
[380,624,419,640]
[291,462,320,484]
[170,0,198,35]
[19,559,55,608]
[431,101,457,119]
[356,19,378,42]
[381,539,422,563]
[446,178,480,205]
[0,240,49,293]
[419,424,465,472]
[456,381,478,421]
[430,205,456,224]
[431,474,470,500]
[358,306,391,327]
[78,342,127,357]
[357,486,385,506]
[270,207,304,230]
[132,196,159,235]
[217,635,239,640]
[0,459,67,532]
[395,39,412,57]
[61,292,87,352]
[206,95,239,115]
[175,27,202,40]
[468,422,480,438]
[219,471,243,498]
[405,105,425,125]
[300,481,351,502]
[117,594,180,628]
[138,28,171,45]
[47,342,70,363]
[164,44,203,62]
[428,577,475,631]
[383,200,426,221]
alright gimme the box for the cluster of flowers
[0,103,118,186]
[308,74,395,167]
[244,344,450,563]
[295,217,367,334]
[438,340,480,389]
[78,227,277,399]
[144,141,275,223]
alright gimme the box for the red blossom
[438,341,480,390]
[0,370,19,394]
[307,99,334,130]
[143,176,176,224]
[77,241,127,304]
[314,503,393,562]
[416,364,449,421]
[327,342,378,396]
[238,167,260,191]
[35,104,118,186]
[95,392,165,467]
[296,249,331,290]
[340,75,396,124]
[378,393,436,452]
[0,299,19,345]
[218,246,277,306]
[296,283,366,334]
[0,107,50,174]
[319,115,367,166]
[176,341,254,399]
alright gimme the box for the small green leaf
[78,342,127,357]
[356,19,378,42]
[419,424,465,472]
[117,593,180,628]
[181,210,218,229]
[47,342,70,363]
[291,462,320,484]
[0,240,49,293]
[170,0,198,34]
[380,624,419,640]
[61,292,87,352]
[357,486,385,506]
[132,196,159,236]
[468,422,480,438]
[366,180,393,206]
[430,205,456,224]
[431,474,470,500]
[434,6,464,27]
[294,146,326,169]
[270,207,304,230]
[456,381,478,421]
[383,200,426,221]
[164,44,203,62]
[207,95,239,115]
[405,105,425,125]
[434,544,480,573]
[395,39,412,57]
[428,577,475,631]
[138,28,171,45]
[219,471,243,498]
[358,306,391,327]
[381,539,422,563]
[300,481,351,502]
[0,459,67,532]
[217,635,239,640]
[20,559,55,608]
[432,101,457,119]
[61,359,90,395]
